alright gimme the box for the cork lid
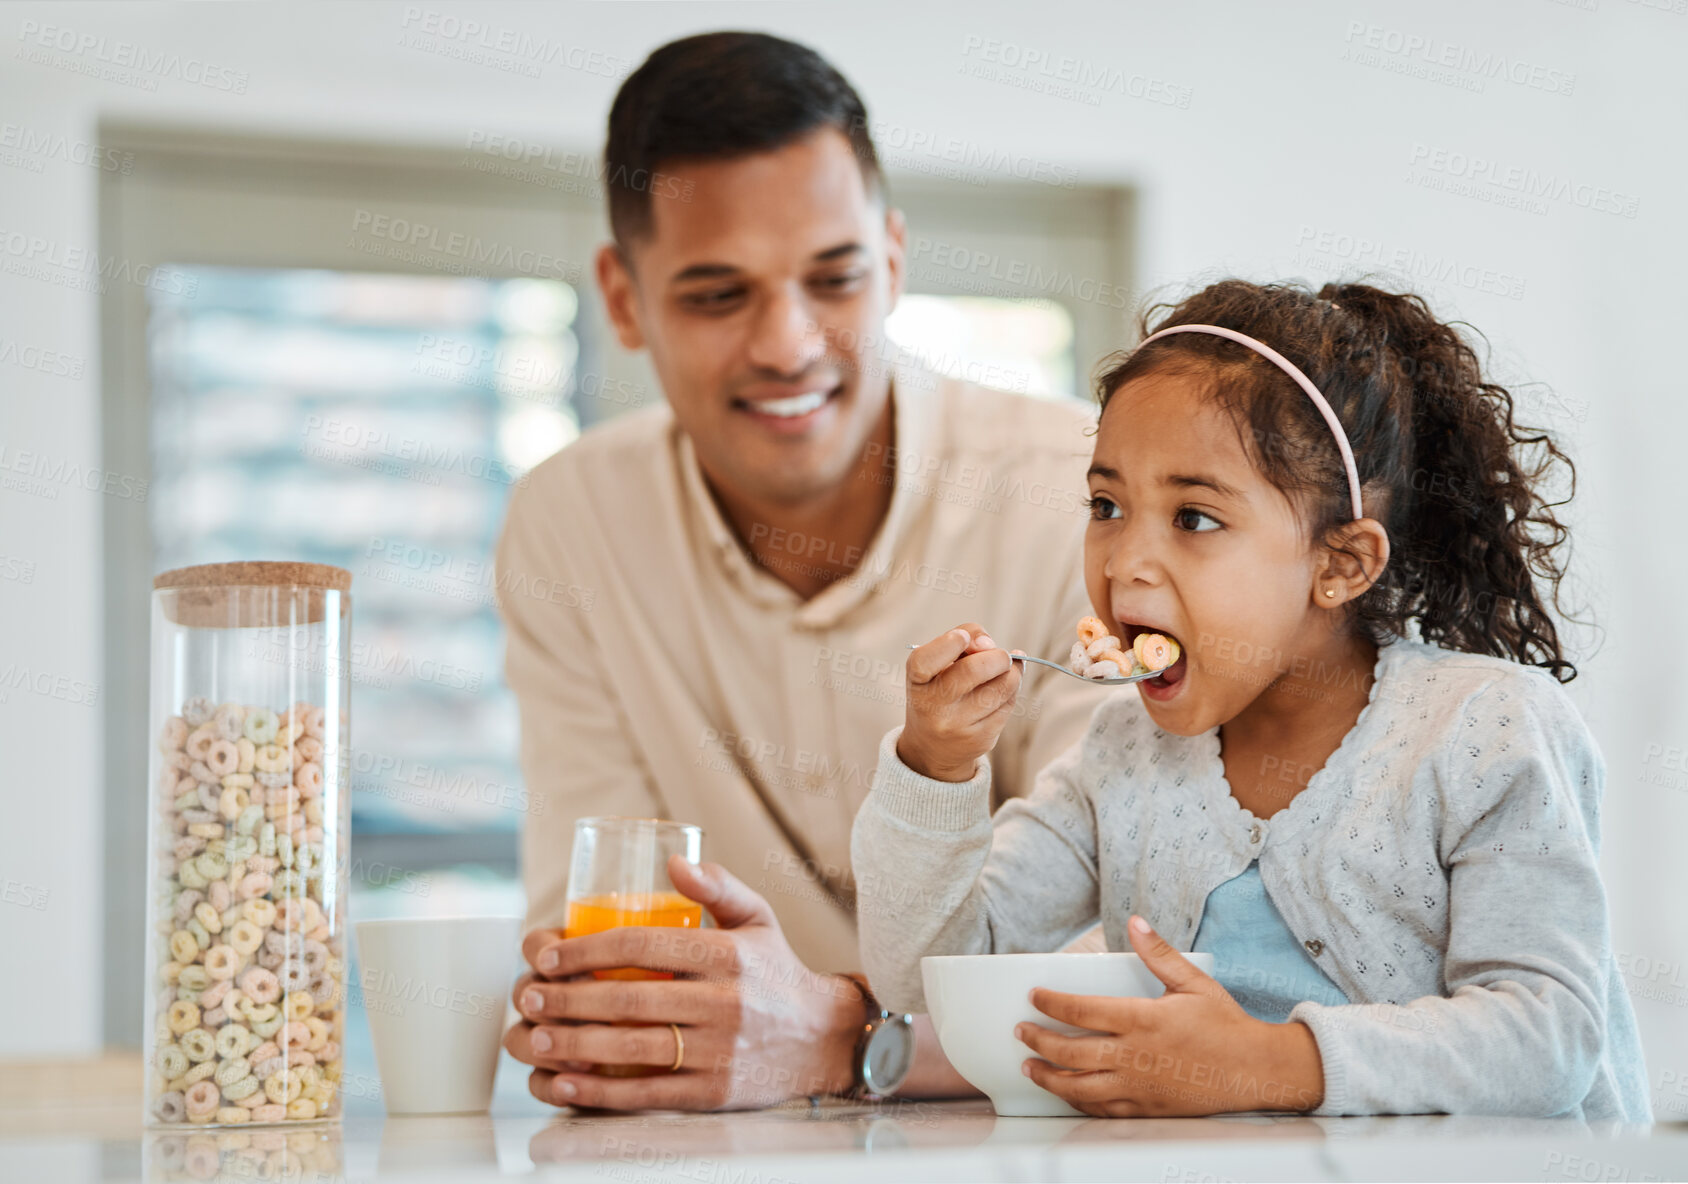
[154,561,351,628]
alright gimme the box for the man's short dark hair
[604,31,883,247]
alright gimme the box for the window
[886,178,1134,404]
[147,266,583,919]
[885,294,1078,400]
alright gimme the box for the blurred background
[1,0,1684,1120]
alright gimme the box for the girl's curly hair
[1095,279,1581,681]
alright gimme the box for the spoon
[903,644,1167,686]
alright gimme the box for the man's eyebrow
[812,241,867,262]
[1085,464,1245,500]
[670,262,740,283]
[670,242,867,286]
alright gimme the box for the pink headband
[1137,323,1364,521]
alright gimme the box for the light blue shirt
[1192,861,1347,1024]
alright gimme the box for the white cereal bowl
[921,951,1215,1117]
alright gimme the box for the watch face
[862,1017,914,1095]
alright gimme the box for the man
[497,30,1100,1110]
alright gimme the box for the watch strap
[839,972,908,1100]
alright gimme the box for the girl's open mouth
[1121,622,1189,700]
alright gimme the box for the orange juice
[565,891,702,1078]
[565,891,703,981]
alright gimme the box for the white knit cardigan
[852,637,1651,1120]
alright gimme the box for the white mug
[354,915,524,1115]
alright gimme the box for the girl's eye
[1084,495,1121,522]
[1175,507,1222,533]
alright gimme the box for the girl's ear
[1314,518,1391,608]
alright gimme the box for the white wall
[3,0,1683,1111]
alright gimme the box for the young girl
[852,280,1651,1121]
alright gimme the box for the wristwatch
[840,973,914,1101]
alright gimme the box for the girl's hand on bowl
[897,624,1022,783]
[1015,915,1327,1117]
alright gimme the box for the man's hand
[505,855,864,1111]
[897,624,1022,782]
[1015,915,1327,1116]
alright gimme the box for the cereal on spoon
[1068,615,1181,680]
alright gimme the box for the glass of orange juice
[565,817,703,1077]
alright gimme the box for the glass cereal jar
[144,562,351,1128]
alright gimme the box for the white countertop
[5,1055,1686,1182]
